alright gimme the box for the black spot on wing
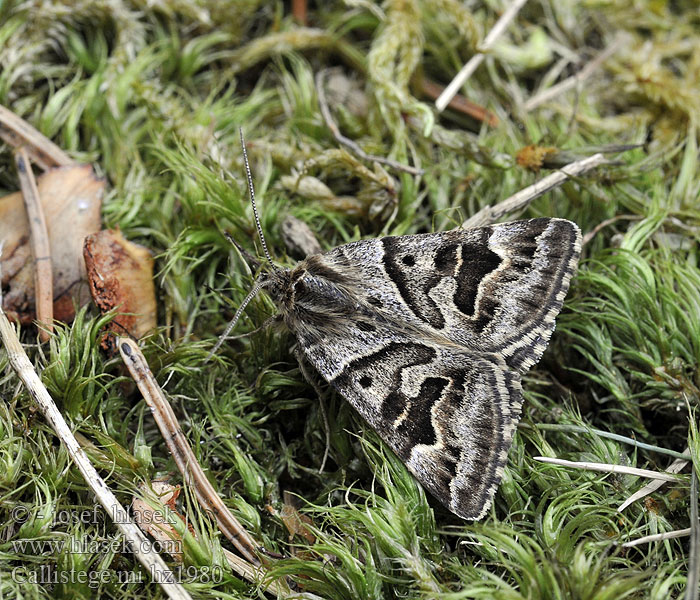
[394,377,448,450]
[382,237,445,328]
[453,228,502,317]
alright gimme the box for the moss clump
[1,1,699,598]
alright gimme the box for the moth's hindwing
[332,342,522,520]
[281,218,581,519]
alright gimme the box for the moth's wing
[290,300,519,518]
[316,337,521,520]
[294,218,578,518]
[317,218,581,374]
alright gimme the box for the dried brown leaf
[0,164,104,324]
[83,229,157,352]
[132,481,187,562]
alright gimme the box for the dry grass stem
[436,0,530,112]
[0,312,191,600]
[118,337,261,564]
[534,456,685,482]
[462,153,607,228]
[14,148,53,341]
[618,454,689,512]
[581,214,642,246]
[419,77,498,125]
[222,549,297,598]
[622,528,691,548]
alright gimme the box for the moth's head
[258,267,293,305]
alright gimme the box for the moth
[216,132,582,520]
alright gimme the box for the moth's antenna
[239,128,275,269]
[207,130,276,362]
[205,278,267,362]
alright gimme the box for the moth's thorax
[261,259,367,349]
[265,263,357,312]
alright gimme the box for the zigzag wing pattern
[318,218,581,373]
[330,342,522,520]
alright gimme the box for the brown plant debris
[83,229,157,351]
[516,144,558,172]
[280,491,316,545]
[418,76,498,126]
[0,164,103,325]
[132,480,188,562]
[14,149,53,341]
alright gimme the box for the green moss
[1,0,699,598]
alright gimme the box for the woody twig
[436,0,529,112]
[118,338,261,565]
[292,0,307,25]
[0,310,192,600]
[462,153,607,228]
[14,148,53,341]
